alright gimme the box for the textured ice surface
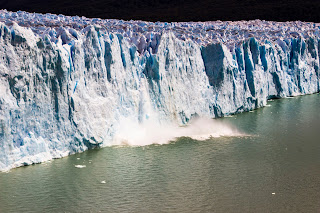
[0,10,320,171]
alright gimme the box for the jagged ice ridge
[0,10,319,171]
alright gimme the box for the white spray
[112,117,245,146]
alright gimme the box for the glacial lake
[1,93,320,212]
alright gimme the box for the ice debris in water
[75,165,86,168]
[0,9,320,171]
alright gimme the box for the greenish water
[1,94,320,213]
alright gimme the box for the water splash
[111,117,246,146]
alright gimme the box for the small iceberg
[75,165,86,168]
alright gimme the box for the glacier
[0,9,319,171]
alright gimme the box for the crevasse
[0,10,319,171]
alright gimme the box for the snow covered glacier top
[1,9,320,52]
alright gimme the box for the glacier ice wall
[0,10,320,171]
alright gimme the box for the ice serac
[0,10,320,170]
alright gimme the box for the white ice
[0,10,319,171]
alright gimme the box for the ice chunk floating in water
[0,9,320,171]
[75,165,86,168]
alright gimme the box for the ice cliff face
[0,10,319,171]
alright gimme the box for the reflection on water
[1,94,320,212]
